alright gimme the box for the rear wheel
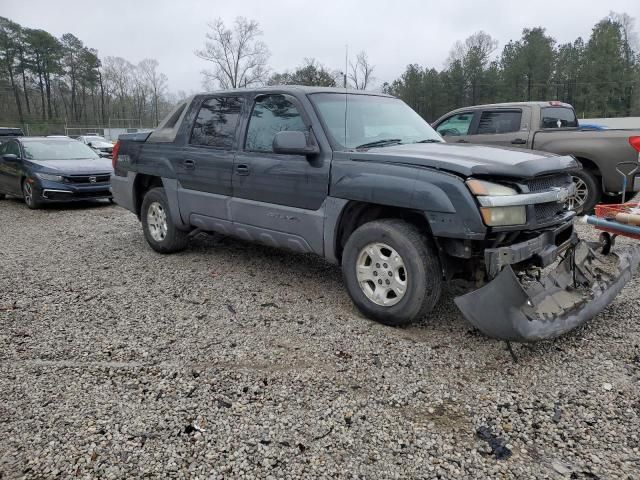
[567,169,600,214]
[22,179,41,209]
[342,219,442,326]
[141,187,188,253]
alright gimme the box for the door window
[476,110,522,135]
[435,113,474,137]
[190,96,243,149]
[245,95,307,153]
[5,141,21,156]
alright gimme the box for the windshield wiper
[355,138,403,149]
[413,139,442,143]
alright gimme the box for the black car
[0,137,113,209]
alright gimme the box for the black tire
[22,178,42,210]
[342,219,442,326]
[569,169,600,214]
[140,187,188,254]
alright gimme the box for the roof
[450,101,574,111]
[15,136,76,142]
[200,85,394,97]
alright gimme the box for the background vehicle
[0,137,113,209]
[110,87,638,341]
[0,127,24,138]
[433,101,640,213]
[76,134,115,157]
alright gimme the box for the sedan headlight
[35,172,64,182]
[466,179,526,226]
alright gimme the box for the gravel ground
[1,197,639,479]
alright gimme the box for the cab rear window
[541,107,578,128]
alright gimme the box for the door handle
[456,139,469,143]
[235,164,250,176]
[183,159,196,170]
[511,138,527,145]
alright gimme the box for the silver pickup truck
[433,102,640,212]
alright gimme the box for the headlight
[35,172,64,182]
[466,179,526,226]
[480,206,526,226]
[466,179,517,196]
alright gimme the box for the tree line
[0,16,178,134]
[386,12,640,121]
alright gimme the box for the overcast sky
[4,0,639,93]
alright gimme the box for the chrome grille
[64,174,111,184]
[525,174,571,192]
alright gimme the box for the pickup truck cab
[111,87,639,342]
[433,101,640,212]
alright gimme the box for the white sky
[4,0,640,93]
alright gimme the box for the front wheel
[342,219,442,326]
[141,187,188,254]
[22,179,41,209]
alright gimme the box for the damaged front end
[454,238,640,342]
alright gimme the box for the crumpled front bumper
[454,242,640,342]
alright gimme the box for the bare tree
[195,17,270,89]
[348,51,375,90]
[139,58,167,125]
[445,31,498,68]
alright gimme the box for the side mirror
[2,154,18,162]
[87,142,93,147]
[272,130,319,156]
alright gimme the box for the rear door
[177,95,244,220]
[466,108,531,148]
[434,111,477,144]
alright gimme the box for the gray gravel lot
[1,197,639,479]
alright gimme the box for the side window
[190,96,243,149]
[5,141,20,156]
[245,95,307,153]
[476,110,522,135]
[436,113,474,137]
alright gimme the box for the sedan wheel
[22,180,40,209]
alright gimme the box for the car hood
[351,143,579,178]
[28,158,113,175]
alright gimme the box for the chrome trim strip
[42,189,73,198]
[477,185,576,207]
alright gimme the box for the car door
[466,108,531,148]
[230,93,331,254]
[176,95,244,221]
[434,111,477,144]
[0,140,24,195]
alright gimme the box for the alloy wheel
[356,242,407,306]
[147,202,168,242]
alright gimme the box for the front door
[231,93,331,253]
[0,140,24,195]
[176,95,244,221]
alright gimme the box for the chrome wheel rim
[147,202,168,242]
[23,182,33,206]
[567,176,588,211]
[356,242,407,306]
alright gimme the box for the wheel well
[575,157,601,177]
[334,201,432,262]
[133,174,163,216]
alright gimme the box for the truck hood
[27,158,113,175]
[352,143,579,178]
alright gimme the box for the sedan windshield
[310,93,443,149]
[22,139,99,160]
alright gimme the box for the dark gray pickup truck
[433,101,640,213]
[111,87,639,341]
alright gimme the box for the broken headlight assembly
[466,179,526,226]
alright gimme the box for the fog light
[480,206,526,226]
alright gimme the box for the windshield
[310,93,443,149]
[540,107,578,128]
[85,136,108,143]
[22,139,99,160]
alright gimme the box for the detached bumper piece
[454,242,640,342]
